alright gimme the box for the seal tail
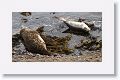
[53,16,67,22]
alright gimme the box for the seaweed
[35,27,73,54]
[41,34,73,55]
[75,38,102,51]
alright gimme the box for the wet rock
[36,27,74,55]
[50,12,56,14]
[36,26,44,35]
[12,33,21,47]
[35,18,39,19]
[78,17,86,22]
[12,12,102,62]
[20,12,32,16]
[62,28,90,36]
[75,37,102,51]
[21,18,28,23]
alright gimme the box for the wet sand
[12,52,102,62]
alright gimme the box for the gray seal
[20,28,49,55]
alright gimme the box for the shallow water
[12,12,102,55]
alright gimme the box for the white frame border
[0,0,114,74]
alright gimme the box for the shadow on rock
[62,28,90,37]
[12,33,22,47]
[35,27,74,55]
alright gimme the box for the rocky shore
[12,27,102,62]
[12,12,102,62]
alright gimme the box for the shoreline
[12,52,102,62]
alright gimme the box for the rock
[20,12,32,16]
[12,33,21,47]
[75,38,102,51]
[35,18,39,19]
[36,26,44,35]
[21,18,28,23]
[78,17,86,22]
[50,12,56,14]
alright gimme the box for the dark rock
[78,17,86,22]
[20,12,32,16]
[35,18,39,19]
[75,38,102,51]
[50,12,56,14]
[62,28,90,37]
[12,33,21,47]
[21,18,28,23]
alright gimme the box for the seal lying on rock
[54,16,91,32]
[20,28,50,55]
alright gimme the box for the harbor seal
[20,28,49,55]
[54,16,91,31]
